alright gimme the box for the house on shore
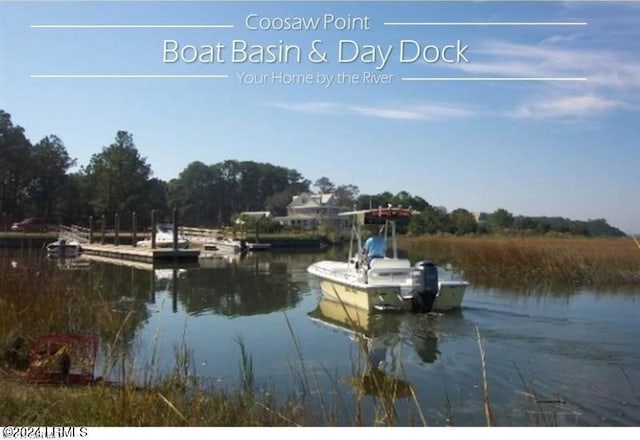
[274,192,349,231]
[235,211,272,225]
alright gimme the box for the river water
[17,248,640,426]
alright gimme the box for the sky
[1,0,639,233]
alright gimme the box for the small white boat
[307,207,469,313]
[137,224,189,249]
[46,239,83,258]
[246,242,271,251]
[203,237,247,253]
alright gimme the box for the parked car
[10,218,57,233]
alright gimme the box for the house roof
[274,214,318,220]
[288,192,336,209]
[239,211,271,218]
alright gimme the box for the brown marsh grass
[0,254,600,426]
[0,256,420,426]
[399,235,640,287]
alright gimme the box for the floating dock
[81,244,200,264]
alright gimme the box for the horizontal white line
[385,22,587,26]
[31,74,229,79]
[31,24,234,29]
[401,77,588,81]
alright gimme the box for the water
[12,249,640,426]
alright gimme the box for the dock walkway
[81,244,200,264]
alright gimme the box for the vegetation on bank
[1,109,625,238]
[400,235,640,287]
[2,243,639,426]
[0,258,423,426]
[0,258,290,426]
[0,369,311,427]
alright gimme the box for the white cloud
[511,94,625,119]
[267,102,340,114]
[453,41,640,89]
[269,101,476,121]
[446,40,640,119]
[347,104,475,120]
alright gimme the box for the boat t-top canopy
[339,207,414,225]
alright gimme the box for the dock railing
[58,224,91,243]
[180,226,220,244]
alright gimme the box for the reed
[476,327,494,426]
[0,255,585,427]
[0,258,430,427]
[399,235,640,287]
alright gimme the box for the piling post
[172,267,178,313]
[151,209,156,249]
[172,208,178,251]
[101,214,106,244]
[132,212,137,247]
[89,216,94,244]
[114,213,120,246]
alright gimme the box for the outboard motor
[411,261,439,313]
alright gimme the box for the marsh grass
[0,258,308,426]
[400,236,640,287]
[0,254,599,426]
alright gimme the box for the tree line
[0,110,624,237]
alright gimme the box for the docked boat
[246,242,271,251]
[203,237,247,253]
[46,239,83,258]
[307,207,469,313]
[137,223,189,249]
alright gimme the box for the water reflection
[78,252,306,318]
[35,249,639,426]
[308,298,444,401]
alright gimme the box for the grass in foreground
[2,254,622,426]
[0,257,422,426]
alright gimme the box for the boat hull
[309,260,469,313]
[319,280,409,312]
[204,241,243,253]
[47,246,81,258]
[46,240,82,258]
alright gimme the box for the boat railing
[309,262,363,283]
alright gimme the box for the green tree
[355,192,394,210]
[334,184,359,208]
[408,205,452,234]
[28,135,76,220]
[55,172,91,225]
[0,110,32,219]
[168,161,219,226]
[451,208,477,235]
[148,178,169,216]
[314,176,335,193]
[83,131,152,223]
[489,208,514,232]
[169,160,310,226]
[265,188,299,216]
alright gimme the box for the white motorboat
[137,223,189,249]
[203,237,247,253]
[307,207,469,313]
[46,239,83,258]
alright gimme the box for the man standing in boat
[363,225,387,267]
